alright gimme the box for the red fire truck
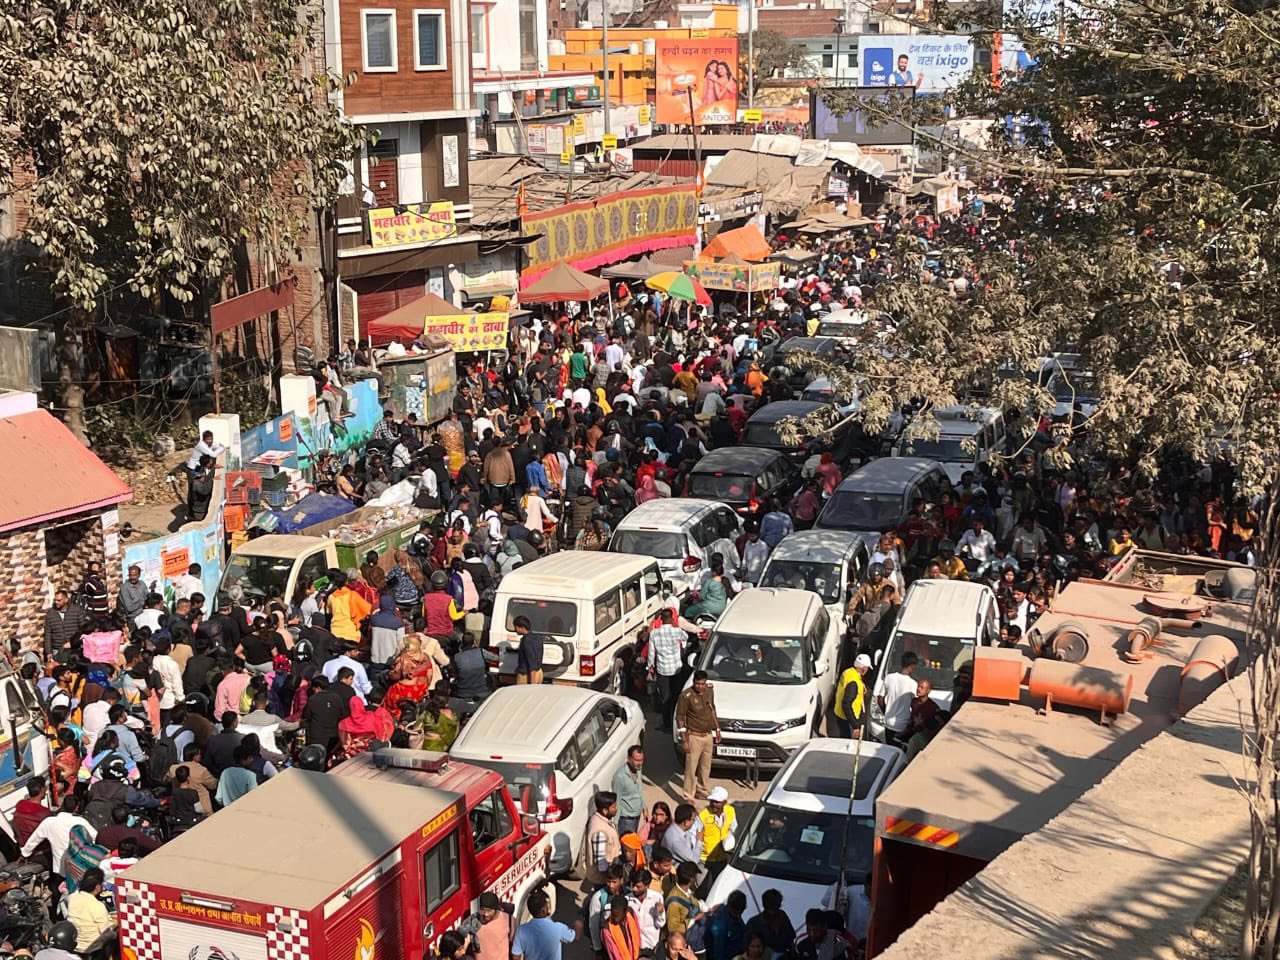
[118,750,551,960]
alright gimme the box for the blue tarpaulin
[266,493,356,534]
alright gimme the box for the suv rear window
[689,473,754,500]
[505,598,577,636]
[819,491,903,530]
[610,530,688,559]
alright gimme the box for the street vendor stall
[377,334,457,427]
[684,255,782,293]
[367,294,509,354]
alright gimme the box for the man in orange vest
[601,895,642,960]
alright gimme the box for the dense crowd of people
[10,206,1258,960]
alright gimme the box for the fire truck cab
[118,750,551,960]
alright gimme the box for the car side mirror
[521,813,540,836]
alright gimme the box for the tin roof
[125,768,458,910]
[0,410,131,532]
[875,553,1251,862]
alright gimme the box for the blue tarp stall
[266,493,356,534]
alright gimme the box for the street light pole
[832,16,845,85]
[747,0,755,109]
[602,4,610,136]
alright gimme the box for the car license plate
[716,745,756,759]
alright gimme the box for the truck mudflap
[118,879,309,960]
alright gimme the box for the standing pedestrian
[584,792,622,887]
[601,895,642,960]
[511,888,580,960]
[613,745,646,836]
[697,788,737,892]
[877,652,919,748]
[647,610,686,732]
[832,654,872,739]
[513,616,545,685]
[627,869,665,955]
[674,670,720,802]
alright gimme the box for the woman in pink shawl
[634,474,661,505]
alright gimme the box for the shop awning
[601,256,658,280]
[699,223,772,262]
[519,262,608,302]
[366,293,465,343]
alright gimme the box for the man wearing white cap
[833,654,872,739]
[698,787,737,892]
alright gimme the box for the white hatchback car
[449,685,646,876]
[608,498,742,598]
[705,737,906,935]
[675,588,841,766]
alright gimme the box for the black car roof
[690,446,786,473]
[834,457,942,493]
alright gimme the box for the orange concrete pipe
[1028,659,1134,716]
[1178,634,1240,716]
[1124,616,1162,663]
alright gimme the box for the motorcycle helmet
[464,543,480,559]
[938,539,956,554]
[182,691,210,717]
[430,570,450,590]
[867,562,885,580]
[292,639,314,662]
[591,505,611,522]
[297,743,328,772]
[102,755,130,782]
[528,530,545,548]
[49,922,78,951]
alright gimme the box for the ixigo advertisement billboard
[655,37,740,125]
[857,35,974,94]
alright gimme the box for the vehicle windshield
[733,803,875,886]
[817,322,863,339]
[897,436,972,463]
[743,423,808,448]
[700,633,809,685]
[896,630,974,691]
[505,599,577,637]
[1048,369,1100,400]
[819,491,903,530]
[759,561,844,603]
[610,530,688,560]
[470,759,553,816]
[689,473,754,501]
[222,554,294,600]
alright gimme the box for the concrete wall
[0,326,42,393]
[875,676,1252,960]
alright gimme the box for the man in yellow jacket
[833,653,872,738]
[698,786,737,892]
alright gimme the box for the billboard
[655,37,740,125]
[812,87,915,145]
[857,35,974,94]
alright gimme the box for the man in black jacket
[301,674,349,757]
[43,590,87,656]
[204,713,243,778]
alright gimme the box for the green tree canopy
[0,0,362,311]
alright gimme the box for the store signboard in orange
[655,38,740,126]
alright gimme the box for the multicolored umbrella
[645,271,712,305]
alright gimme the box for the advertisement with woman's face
[655,38,740,125]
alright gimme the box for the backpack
[147,729,180,787]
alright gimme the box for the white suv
[705,737,906,934]
[609,498,742,598]
[450,685,646,876]
[675,588,840,766]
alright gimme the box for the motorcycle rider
[35,921,82,960]
[422,571,465,651]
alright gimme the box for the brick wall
[0,510,118,650]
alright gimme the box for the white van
[450,685,646,876]
[868,578,999,740]
[893,405,1006,485]
[676,588,841,766]
[488,552,667,693]
[705,737,905,935]
[608,498,741,598]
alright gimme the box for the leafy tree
[800,2,1280,954]
[740,29,816,92]
[0,0,362,312]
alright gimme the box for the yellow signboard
[743,108,763,123]
[425,312,510,353]
[690,28,708,37]
[560,149,572,163]
[573,115,586,136]
[638,105,651,125]
[602,134,618,149]
[367,201,457,248]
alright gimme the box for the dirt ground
[1171,864,1246,960]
